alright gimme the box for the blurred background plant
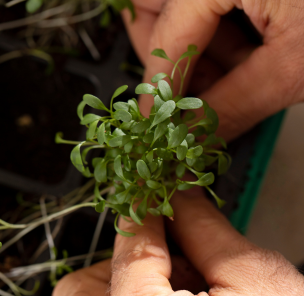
[0,0,135,62]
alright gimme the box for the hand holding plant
[53,189,304,296]
[56,45,230,236]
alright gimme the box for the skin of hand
[121,0,304,141]
[53,187,304,296]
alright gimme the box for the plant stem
[83,207,108,268]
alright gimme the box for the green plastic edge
[229,110,286,234]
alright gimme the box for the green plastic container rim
[229,110,286,234]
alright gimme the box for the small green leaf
[176,97,203,110]
[188,44,197,51]
[136,194,149,220]
[168,124,188,149]
[113,110,132,122]
[70,142,85,173]
[177,183,194,191]
[147,208,161,216]
[151,49,173,62]
[94,160,108,183]
[157,200,174,217]
[114,214,135,237]
[124,141,133,153]
[148,161,158,173]
[176,140,188,161]
[128,99,140,114]
[97,122,106,145]
[186,146,203,159]
[183,111,196,122]
[176,163,186,179]
[113,128,126,137]
[153,121,168,143]
[95,200,106,213]
[120,120,135,130]
[151,101,176,128]
[111,85,128,100]
[192,126,206,137]
[185,134,195,146]
[187,172,214,186]
[146,180,161,189]
[26,0,43,13]
[108,203,130,217]
[135,145,148,154]
[77,101,86,120]
[83,94,108,111]
[205,108,219,134]
[218,154,229,175]
[55,132,64,144]
[122,155,132,172]
[135,83,156,95]
[206,186,226,209]
[113,102,129,111]
[116,189,131,204]
[100,8,111,27]
[109,135,131,147]
[156,148,172,160]
[153,160,163,179]
[151,73,169,83]
[143,133,154,143]
[186,157,197,167]
[158,80,172,101]
[81,114,101,125]
[108,0,136,21]
[114,155,125,180]
[202,134,219,146]
[193,157,205,172]
[146,151,154,163]
[86,120,99,140]
[201,154,218,166]
[131,119,151,133]
[137,160,151,180]
[154,95,165,111]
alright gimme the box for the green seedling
[56,45,231,236]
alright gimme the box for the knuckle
[217,245,304,294]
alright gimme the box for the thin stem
[0,203,97,253]
[39,197,57,281]
[83,207,108,268]
[37,2,106,28]
[0,3,73,31]
[179,57,192,94]
[168,185,177,201]
[0,289,14,296]
[0,273,21,296]
[78,26,100,61]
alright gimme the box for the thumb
[138,0,235,117]
[196,41,300,141]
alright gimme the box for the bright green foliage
[58,45,231,236]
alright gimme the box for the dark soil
[0,56,95,184]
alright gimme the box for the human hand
[53,188,304,295]
[121,0,304,141]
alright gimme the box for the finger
[53,259,111,296]
[137,0,237,117]
[168,189,304,294]
[121,5,158,64]
[197,40,300,141]
[110,212,174,296]
[168,188,252,285]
